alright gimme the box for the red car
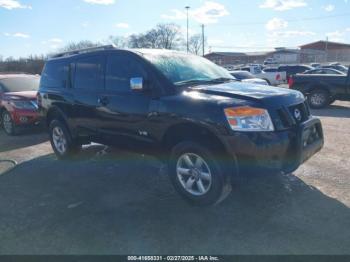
[0,74,41,135]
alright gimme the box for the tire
[1,110,18,136]
[49,120,81,159]
[168,141,232,206]
[308,89,330,109]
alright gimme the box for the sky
[0,0,349,58]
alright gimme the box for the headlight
[10,100,37,110]
[224,106,274,132]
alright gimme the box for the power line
[209,13,350,27]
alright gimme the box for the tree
[189,34,203,55]
[59,40,101,52]
[156,23,183,50]
[108,36,128,48]
[128,23,184,50]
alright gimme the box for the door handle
[98,97,109,106]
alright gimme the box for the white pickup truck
[241,65,287,86]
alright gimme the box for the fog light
[19,116,29,123]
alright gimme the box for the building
[204,52,269,69]
[204,40,350,67]
[300,41,350,63]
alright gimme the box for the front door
[96,52,158,151]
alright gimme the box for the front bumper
[11,110,42,126]
[220,117,324,174]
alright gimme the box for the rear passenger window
[41,61,69,88]
[106,54,147,92]
[74,56,104,90]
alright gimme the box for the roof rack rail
[51,44,117,59]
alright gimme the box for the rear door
[70,55,105,135]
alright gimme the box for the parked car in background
[321,65,348,74]
[289,67,350,108]
[263,58,277,66]
[311,63,321,68]
[263,67,279,73]
[303,68,345,75]
[0,74,41,135]
[38,46,324,205]
[278,65,313,80]
[229,71,269,85]
[238,65,286,86]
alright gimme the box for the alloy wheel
[176,153,212,196]
[3,112,13,134]
[52,126,67,154]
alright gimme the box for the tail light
[276,74,281,81]
[288,76,294,89]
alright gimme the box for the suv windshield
[0,76,40,92]
[143,52,234,86]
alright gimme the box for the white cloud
[323,4,335,12]
[4,32,30,38]
[161,9,187,20]
[207,38,224,45]
[83,0,115,5]
[260,0,307,11]
[270,30,315,38]
[0,0,31,10]
[48,38,63,43]
[265,18,288,31]
[191,1,229,24]
[115,23,130,29]
[161,1,229,24]
[81,22,89,28]
[42,38,64,49]
[326,31,345,42]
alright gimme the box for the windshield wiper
[175,78,236,86]
[175,79,213,86]
[210,77,236,83]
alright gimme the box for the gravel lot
[0,101,349,255]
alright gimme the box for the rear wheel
[2,111,18,136]
[49,120,81,159]
[168,141,232,206]
[308,89,330,109]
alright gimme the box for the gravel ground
[0,101,349,255]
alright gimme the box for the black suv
[38,46,324,206]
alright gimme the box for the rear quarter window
[41,61,69,88]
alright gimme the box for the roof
[49,46,189,61]
[0,74,38,80]
[300,40,350,49]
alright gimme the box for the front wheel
[49,120,81,159]
[2,111,18,136]
[308,89,330,109]
[168,142,232,206]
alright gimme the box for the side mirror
[130,77,144,91]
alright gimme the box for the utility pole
[185,6,190,53]
[201,24,205,56]
[325,36,329,63]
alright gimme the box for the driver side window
[106,54,148,93]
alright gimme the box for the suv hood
[3,91,37,100]
[193,82,304,108]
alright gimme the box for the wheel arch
[161,122,226,153]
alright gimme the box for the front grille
[276,102,310,129]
